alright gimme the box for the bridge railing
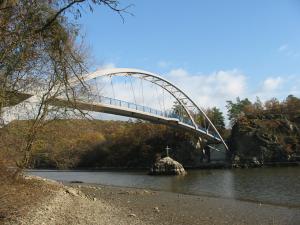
[83,94,195,125]
[77,94,219,138]
[88,94,165,116]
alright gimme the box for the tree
[205,107,225,130]
[264,97,280,112]
[1,0,130,115]
[226,97,252,126]
[171,101,190,123]
[285,95,300,113]
[0,0,129,168]
[253,97,263,111]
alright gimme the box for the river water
[28,167,300,207]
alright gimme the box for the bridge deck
[52,97,221,143]
[3,91,221,143]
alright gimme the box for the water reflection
[220,170,235,199]
[28,167,300,207]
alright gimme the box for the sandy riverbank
[4,177,300,225]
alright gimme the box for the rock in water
[149,157,187,175]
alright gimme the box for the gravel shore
[77,184,300,225]
[7,178,300,225]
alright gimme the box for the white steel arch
[71,68,228,151]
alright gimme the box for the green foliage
[226,97,252,126]
[253,97,263,111]
[171,101,190,123]
[206,107,225,130]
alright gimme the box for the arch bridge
[3,68,228,151]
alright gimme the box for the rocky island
[149,156,187,175]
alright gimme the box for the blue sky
[76,0,300,112]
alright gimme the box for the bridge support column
[204,145,211,163]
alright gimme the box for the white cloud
[4,64,299,126]
[262,77,283,92]
[166,68,247,110]
[90,67,250,124]
[75,68,300,125]
[249,75,300,104]
[168,68,189,77]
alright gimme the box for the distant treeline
[0,120,204,169]
[1,95,299,169]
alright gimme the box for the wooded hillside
[1,120,203,169]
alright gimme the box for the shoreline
[5,175,299,225]
[73,182,300,225]
[66,181,300,209]
[25,160,300,171]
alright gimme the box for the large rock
[229,115,300,164]
[149,157,187,175]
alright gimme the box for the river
[28,166,300,208]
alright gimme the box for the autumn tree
[0,0,129,168]
[285,95,300,113]
[226,97,252,126]
[264,97,281,112]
